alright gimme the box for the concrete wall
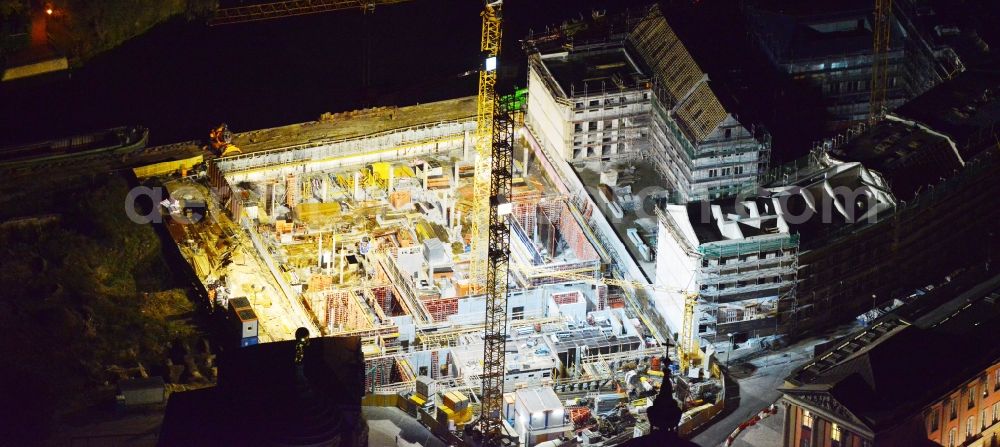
[526,63,572,161]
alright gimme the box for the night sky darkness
[0,0,653,147]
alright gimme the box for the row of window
[822,77,899,95]
[943,403,1000,447]
[574,94,647,111]
[800,410,870,447]
[699,275,785,292]
[928,369,1000,444]
[706,166,746,178]
[701,251,788,267]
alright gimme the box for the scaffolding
[696,234,800,347]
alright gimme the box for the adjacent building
[772,71,1000,332]
[526,4,771,202]
[746,0,957,124]
[779,281,1000,447]
[654,197,798,359]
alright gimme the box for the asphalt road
[690,324,861,447]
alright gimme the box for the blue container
[240,336,259,348]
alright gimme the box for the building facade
[747,0,951,124]
[780,283,1000,447]
[526,5,771,202]
[654,199,798,359]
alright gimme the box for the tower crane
[469,1,503,295]
[869,0,893,123]
[475,2,513,445]
[208,0,411,26]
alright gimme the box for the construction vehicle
[209,123,242,157]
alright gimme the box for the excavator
[209,123,242,157]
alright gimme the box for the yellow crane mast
[469,1,502,296]
[869,0,893,123]
[476,3,513,445]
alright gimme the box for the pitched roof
[629,4,730,143]
[783,279,1000,430]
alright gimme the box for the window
[575,102,583,109]
[802,410,814,428]
[995,369,1000,391]
[950,398,958,420]
[724,128,732,139]
[970,386,977,409]
[831,423,842,447]
[721,167,731,176]
[589,100,599,107]
[575,123,583,132]
[735,166,744,175]
[967,416,976,438]
[929,408,940,432]
[950,428,957,447]
[994,402,999,424]
[512,306,524,320]
[589,121,598,130]
[708,169,718,178]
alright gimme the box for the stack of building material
[389,190,411,209]
[426,173,451,190]
[274,219,294,235]
[308,274,334,292]
[295,202,341,225]
[438,391,472,425]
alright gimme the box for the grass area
[0,175,205,444]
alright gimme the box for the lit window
[970,386,977,409]
[949,428,957,447]
[968,416,976,437]
[802,410,814,428]
[950,398,958,420]
[832,423,842,445]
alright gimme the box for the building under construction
[764,71,1000,334]
[136,93,718,444]
[525,4,772,203]
[746,0,962,125]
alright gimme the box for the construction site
[136,86,727,444]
